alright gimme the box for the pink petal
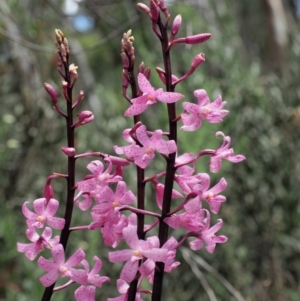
[124,95,149,117]
[135,125,150,146]
[122,225,139,249]
[226,154,246,163]
[184,197,201,214]
[75,285,95,301]
[47,216,65,230]
[155,140,177,155]
[65,248,85,268]
[33,198,46,215]
[117,278,129,294]
[162,237,178,250]
[142,248,168,262]
[76,194,93,211]
[39,270,59,287]
[42,227,53,240]
[182,102,199,114]
[26,228,40,242]
[194,89,209,106]
[87,160,103,175]
[51,244,65,265]
[139,259,155,276]
[175,153,195,165]
[164,216,180,229]
[38,256,57,271]
[189,238,203,251]
[138,73,155,93]
[210,178,227,194]
[156,91,184,103]
[22,202,37,219]
[209,156,222,173]
[70,268,88,285]
[209,201,222,214]
[120,260,138,282]
[77,179,96,192]
[115,181,127,197]
[108,250,133,263]
[45,198,59,216]
[181,114,202,131]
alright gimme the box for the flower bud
[185,33,211,44]
[77,110,94,125]
[143,67,151,80]
[43,183,54,201]
[61,147,75,157]
[173,33,211,46]
[69,64,78,78]
[44,83,58,105]
[137,3,151,16]
[150,0,160,21]
[122,71,129,90]
[138,62,145,74]
[191,53,205,69]
[171,15,182,36]
[121,52,129,69]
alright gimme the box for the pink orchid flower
[22,198,65,230]
[164,210,205,232]
[74,256,110,301]
[114,124,177,169]
[139,237,180,283]
[101,213,136,248]
[189,210,228,253]
[107,279,144,301]
[77,160,122,194]
[181,89,229,131]
[192,173,227,214]
[38,244,87,287]
[210,132,246,173]
[93,181,136,214]
[124,73,184,116]
[108,225,168,282]
[17,227,59,260]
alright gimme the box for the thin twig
[181,248,218,301]
[181,247,246,301]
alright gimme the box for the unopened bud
[184,33,211,45]
[60,43,67,62]
[121,52,130,69]
[171,15,182,36]
[61,147,75,157]
[77,110,94,125]
[44,83,58,105]
[158,0,170,18]
[63,37,69,54]
[122,71,129,89]
[43,184,54,201]
[137,3,151,16]
[138,62,145,74]
[191,53,205,69]
[55,29,63,44]
[143,67,151,80]
[69,64,78,77]
[150,0,160,21]
[61,81,69,101]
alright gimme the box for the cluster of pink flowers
[17,2,245,301]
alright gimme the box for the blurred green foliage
[0,0,300,301]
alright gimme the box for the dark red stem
[152,15,176,301]
[41,55,75,301]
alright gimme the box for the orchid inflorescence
[17,2,245,301]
